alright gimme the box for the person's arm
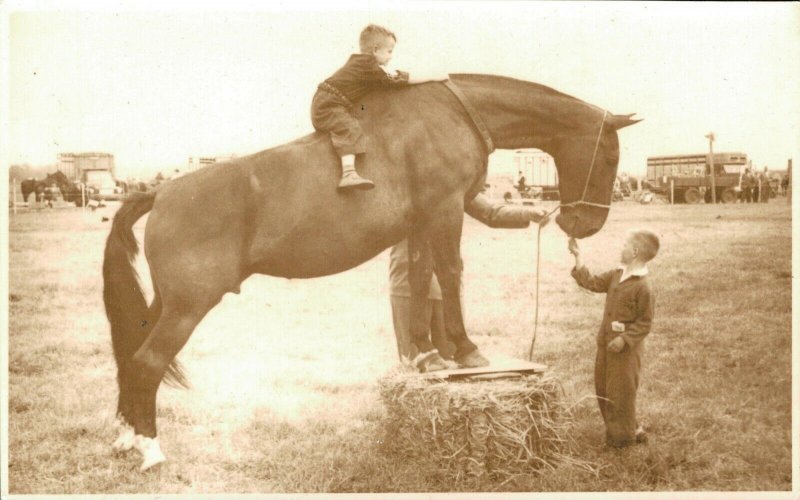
[620,284,655,347]
[407,71,449,84]
[464,193,549,228]
[568,238,614,293]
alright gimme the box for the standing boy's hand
[607,336,626,353]
[568,237,579,256]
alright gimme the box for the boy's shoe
[635,426,648,444]
[338,171,374,191]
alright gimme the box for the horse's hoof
[112,426,136,452]
[134,436,167,472]
[455,349,490,368]
[414,350,448,373]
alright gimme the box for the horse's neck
[455,76,602,153]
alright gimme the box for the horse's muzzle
[556,211,603,239]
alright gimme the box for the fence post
[81,184,86,211]
[670,178,674,205]
[12,178,17,215]
[788,159,792,205]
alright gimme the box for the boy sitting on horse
[311,24,447,191]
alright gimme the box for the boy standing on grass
[311,24,447,191]
[568,230,659,447]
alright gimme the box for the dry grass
[379,369,580,484]
[5,199,792,493]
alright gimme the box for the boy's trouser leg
[595,342,642,447]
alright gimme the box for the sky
[3,1,799,180]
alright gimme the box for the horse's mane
[449,73,594,108]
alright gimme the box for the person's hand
[531,208,550,227]
[568,237,580,257]
[607,336,625,353]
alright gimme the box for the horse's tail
[102,191,189,389]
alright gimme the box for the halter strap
[444,80,495,154]
[560,110,610,210]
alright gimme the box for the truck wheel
[683,188,701,204]
[720,188,737,204]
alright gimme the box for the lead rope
[527,110,609,361]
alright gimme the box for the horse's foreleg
[430,209,488,367]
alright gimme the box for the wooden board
[424,357,548,381]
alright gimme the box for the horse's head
[553,113,640,238]
[44,171,69,187]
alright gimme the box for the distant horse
[43,171,84,205]
[103,74,640,470]
[20,178,45,203]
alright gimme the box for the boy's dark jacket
[571,266,655,349]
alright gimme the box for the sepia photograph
[2,0,797,496]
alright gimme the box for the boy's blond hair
[629,229,660,262]
[359,24,396,54]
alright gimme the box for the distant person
[311,24,447,192]
[741,169,753,203]
[759,170,771,202]
[568,229,660,448]
[390,193,549,372]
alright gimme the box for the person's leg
[311,94,373,191]
[603,344,641,447]
[429,299,455,360]
[594,346,611,443]
[390,295,417,363]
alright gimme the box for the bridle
[559,109,612,211]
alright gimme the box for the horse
[102,73,640,470]
[42,171,84,205]
[20,178,45,203]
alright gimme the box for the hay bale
[378,368,574,480]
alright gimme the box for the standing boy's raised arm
[568,238,614,293]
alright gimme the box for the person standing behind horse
[311,24,447,191]
[390,194,549,372]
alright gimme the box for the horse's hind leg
[113,293,162,452]
[127,284,227,471]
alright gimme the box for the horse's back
[143,82,485,280]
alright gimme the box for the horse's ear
[605,113,642,130]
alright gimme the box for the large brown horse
[103,73,639,470]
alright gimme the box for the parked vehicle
[645,152,748,203]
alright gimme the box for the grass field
[6,199,793,493]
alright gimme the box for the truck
[57,152,125,202]
[512,149,559,200]
[645,152,748,204]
